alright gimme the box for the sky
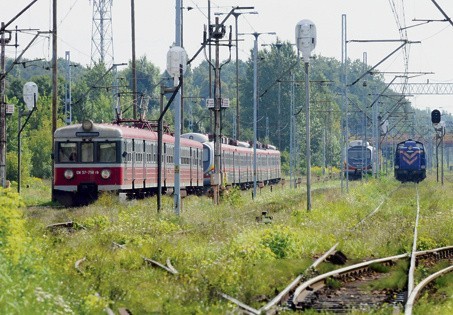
[2,0,453,113]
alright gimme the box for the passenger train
[53,120,281,206]
[182,133,281,189]
[394,139,426,183]
[345,140,374,179]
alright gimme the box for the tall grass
[1,175,451,313]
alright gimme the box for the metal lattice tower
[90,0,114,66]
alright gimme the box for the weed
[326,277,342,289]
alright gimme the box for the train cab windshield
[57,141,119,163]
[348,148,371,160]
[58,142,78,162]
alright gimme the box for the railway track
[289,246,452,314]
[221,183,452,314]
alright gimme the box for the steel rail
[259,243,339,314]
[405,265,453,315]
[407,185,420,295]
[223,244,341,314]
[291,246,453,308]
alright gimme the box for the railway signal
[431,109,441,124]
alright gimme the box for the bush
[0,188,27,263]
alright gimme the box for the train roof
[349,140,371,147]
[180,132,279,153]
[181,133,210,143]
[54,122,159,140]
[396,139,424,146]
[54,122,202,147]
[203,141,280,155]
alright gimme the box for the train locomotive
[394,139,426,183]
[346,140,374,179]
[53,120,281,206]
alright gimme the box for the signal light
[431,109,441,124]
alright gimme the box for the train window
[348,148,371,159]
[58,142,78,162]
[98,142,117,163]
[81,142,94,162]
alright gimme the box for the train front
[394,140,426,182]
[53,120,122,206]
[346,143,373,179]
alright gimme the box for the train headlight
[82,119,93,131]
[394,165,399,169]
[421,165,426,169]
[64,169,74,180]
[101,169,111,179]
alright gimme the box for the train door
[151,141,157,185]
[141,140,146,188]
[197,149,200,186]
[233,151,236,185]
[123,139,132,187]
[163,143,167,187]
[132,139,137,189]
[237,152,241,184]
[265,154,271,181]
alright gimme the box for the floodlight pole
[304,60,311,210]
[296,19,316,211]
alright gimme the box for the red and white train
[53,120,281,206]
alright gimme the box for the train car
[346,140,374,180]
[182,133,281,189]
[53,120,204,206]
[394,139,426,183]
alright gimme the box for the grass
[1,174,452,314]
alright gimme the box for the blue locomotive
[394,139,426,183]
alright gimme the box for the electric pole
[0,23,7,188]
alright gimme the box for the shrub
[0,188,27,263]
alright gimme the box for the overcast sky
[2,0,453,113]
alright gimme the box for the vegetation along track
[4,177,451,314]
[287,184,452,314]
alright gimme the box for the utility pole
[276,41,283,150]
[131,0,137,119]
[249,31,276,198]
[64,51,72,124]
[212,17,224,204]
[289,72,294,188]
[341,14,348,193]
[51,0,57,200]
[0,23,7,188]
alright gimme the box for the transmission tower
[90,0,114,66]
